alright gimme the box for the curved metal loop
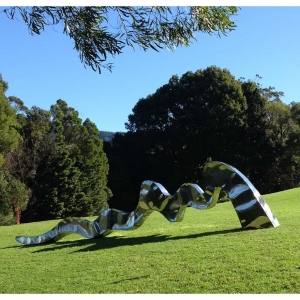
[15,161,279,245]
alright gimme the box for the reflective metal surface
[15,161,279,245]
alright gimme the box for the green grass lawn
[0,187,300,294]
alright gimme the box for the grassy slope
[0,187,299,294]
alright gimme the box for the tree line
[0,75,111,225]
[1,66,300,225]
[104,66,300,212]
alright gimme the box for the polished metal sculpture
[15,161,279,245]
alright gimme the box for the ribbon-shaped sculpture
[15,161,279,245]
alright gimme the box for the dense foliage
[1,66,300,224]
[0,76,111,224]
[105,66,300,212]
[0,76,29,225]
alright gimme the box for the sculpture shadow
[27,227,245,253]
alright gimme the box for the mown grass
[0,187,300,294]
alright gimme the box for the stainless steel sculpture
[15,161,279,245]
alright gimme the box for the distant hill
[99,131,124,142]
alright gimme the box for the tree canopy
[106,66,300,212]
[0,75,21,165]
[0,75,29,225]
[2,6,239,73]
[2,66,300,225]
[1,74,112,224]
[17,100,111,222]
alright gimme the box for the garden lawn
[0,187,300,294]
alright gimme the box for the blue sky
[1,6,300,132]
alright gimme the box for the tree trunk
[15,207,21,225]
[13,202,21,225]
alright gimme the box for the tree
[107,66,300,210]
[3,106,54,222]
[2,6,239,73]
[79,118,111,214]
[236,80,281,192]
[265,99,294,147]
[0,168,29,225]
[126,66,248,167]
[284,119,300,188]
[0,75,21,165]
[264,98,300,191]
[22,100,111,222]
[239,84,300,192]
[0,75,112,224]
[0,75,30,225]
[107,66,252,211]
[5,106,53,181]
[290,101,300,125]
[32,127,83,220]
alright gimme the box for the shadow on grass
[24,227,244,253]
